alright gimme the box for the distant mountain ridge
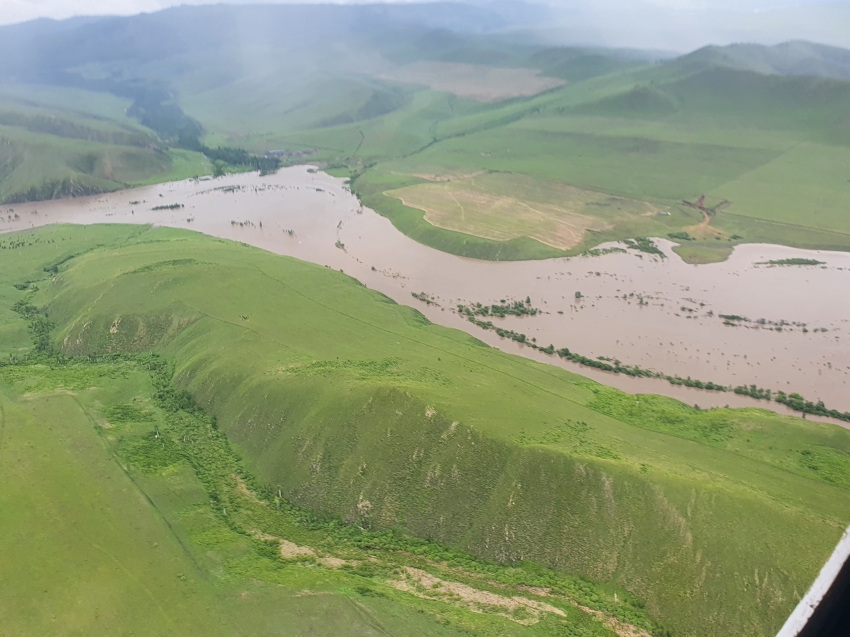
[0,2,515,83]
[2,4,850,87]
[677,40,850,80]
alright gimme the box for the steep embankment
[31,225,850,637]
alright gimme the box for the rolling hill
[1,223,848,637]
[676,40,850,80]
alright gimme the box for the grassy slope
[3,224,581,637]
[267,61,850,260]
[7,224,847,637]
[0,85,212,203]
[0,363,490,637]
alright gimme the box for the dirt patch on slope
[516,585,653,637]
[390,566,566,626]
[252,530,346,567]
[380,62,565,102]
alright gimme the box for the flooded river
[3,167,849,423]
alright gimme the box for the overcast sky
[2,0,848,49]
[0,0,838,24]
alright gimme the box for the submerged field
[2,224,849,636]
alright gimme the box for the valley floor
[3,167,849,419]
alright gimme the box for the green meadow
[2,224,848,636]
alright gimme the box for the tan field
[379,62,565,102]
[387,172,657,250]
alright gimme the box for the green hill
[2,224,848,636]
[0,87,211,202]
[676,40,850,80]
[527,48,642,83]
[348,53,850,260]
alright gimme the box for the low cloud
[2,0,849,51]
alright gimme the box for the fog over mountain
[536,0,850,51]
[3,0,850,50]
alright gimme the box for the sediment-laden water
[3,167,849,423]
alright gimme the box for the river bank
[3,166,848,425]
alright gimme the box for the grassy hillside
[677,41,850,80]
[341,59,850,260]
[3,224,848,636]
[0,86,211,203]
[1,225,628,637]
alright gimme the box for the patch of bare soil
[516,585,653,637]
[252,530,316,559]
[379,62,565,102]
[251,529,347,567]
[390,566,566,626]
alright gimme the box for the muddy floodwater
[3,167,850,424]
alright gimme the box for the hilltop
[676,40,850,80]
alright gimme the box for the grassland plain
[3,224,850,636]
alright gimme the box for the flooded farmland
[3,166,849,422]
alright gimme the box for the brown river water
[3,167,849,425]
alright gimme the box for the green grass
[353,171,567,260]
[0,85,213,203]
[396,126,778,203]
[0,363,493,637]
[671,242,734,264]
[0,372,231,636]
[0,84,142,125]
[282,61,850,260]
[711,143,850,235]
[2,224,848,636]
[133,148,213,185]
